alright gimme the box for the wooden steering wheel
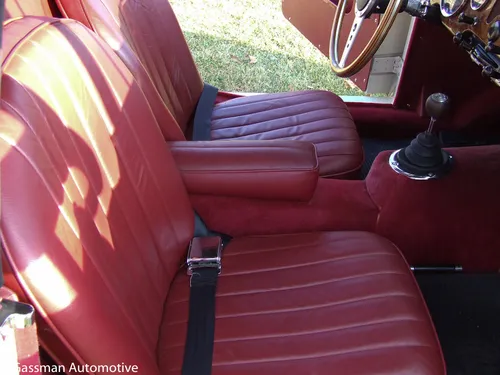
[329,0,404,77]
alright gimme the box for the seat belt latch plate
[187,236,222,275]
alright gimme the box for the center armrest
[169,140,319,201]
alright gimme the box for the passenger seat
[55,0,364,178]
[0,16,445,374]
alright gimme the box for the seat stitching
[221,252,399,276]
[141,13,187,121]
[166,272,413,311]
[212,97,347,121]
[212,119,356,140]
[213,91,341,109]
[212,103,349,127]
[39,31,163,349]
[213,91,325,108]
[165,316,425,349]
[18,41,117,241]
[224,235,385,256]
[0,136,160,367]
[312,138,361,147]
[279,136,359,144]
[55,27,169,299]
[212,120,355,140]
[84,27,185,259]
[2,18,53,69]
[212,106,350,131]
[0,104,157,361]
[166,344,435,370]
[218,271,409,297]
[317,153,361,159]
[40,26,166,350]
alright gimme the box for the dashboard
[432,0,500,84]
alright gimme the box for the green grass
[169,0,362,95]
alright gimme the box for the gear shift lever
[425,93,450,134]
[389,93,453,180]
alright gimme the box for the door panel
[282,0,378,91]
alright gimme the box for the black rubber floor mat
[416,274,500,375]
[360,138,412,179]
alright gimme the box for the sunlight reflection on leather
[42,28,123,213]
[17,25,124,261]
[56,165,116,270]
[0,111,25,163]
[100,29,124,52]
[55,167,86,269]
[24,255,76,313]
[5,0,52,19]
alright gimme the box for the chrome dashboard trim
[471,0,489,10]
[440,0,468,17]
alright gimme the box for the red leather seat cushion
[160,232,444,375]
[210,91,364,178]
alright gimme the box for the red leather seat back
[0,17,194,371]
[56,0,204,132]
[5,0,186,141]
[5,0,55,19]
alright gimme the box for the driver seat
[55,0,364,178]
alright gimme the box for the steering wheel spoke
[340,15,365,68]
[329,0,404,77]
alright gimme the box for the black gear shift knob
[390,92,453,179]
[425,93,450,120]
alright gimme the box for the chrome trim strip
[0,299,35,332]
[389,149,453,180]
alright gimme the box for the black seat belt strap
[192,84,218,141]
[181,237,222,375]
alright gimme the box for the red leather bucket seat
[0,17,444,374]
[53,0,364,178]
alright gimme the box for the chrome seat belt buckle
[187,236,222,275]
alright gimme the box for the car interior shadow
[0,18,192,372]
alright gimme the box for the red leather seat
[0,17,444,375]
[162,232,445,374]
[55,0,364,178]
[210,91,362,177]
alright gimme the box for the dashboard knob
[458,12,477,25]
[482,65,494,78]
[485,41,500,54]
[488,21,500,43]
[453,32,463,44]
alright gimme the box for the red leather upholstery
[162,232,445,375]
[5,0,54,19]
[0,17,444,375]
[170,140,319,201]
[55,0,364,178]
[5,0,186,142]
[0,17,193,372]
[211,91,363,178]
[55,0,204,131]
[0,286,18,301]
